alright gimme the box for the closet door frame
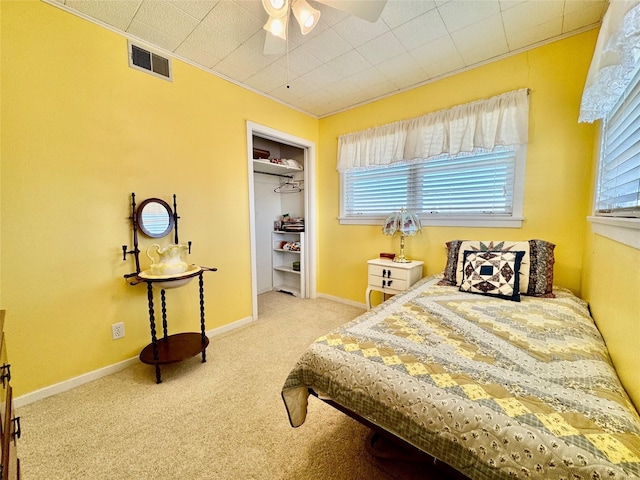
[246,121,317,319]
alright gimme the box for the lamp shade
[382,209,422,263]
[382,209,422,236]
[262,0,289,18]
[291,0,321,34]
[263,10,289,40]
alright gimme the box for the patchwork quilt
[282,276,640,480]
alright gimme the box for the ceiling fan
[262,0,388,55]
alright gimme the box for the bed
[282,241,640,480]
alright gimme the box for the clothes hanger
[274,180,303,194]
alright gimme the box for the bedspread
[282,276,640,480]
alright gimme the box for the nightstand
[366,258,424,309]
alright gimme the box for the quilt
[282,276,640,480]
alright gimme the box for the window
[596,68,640,219]
[588,66,640,248]
[337,89,529,227]
[579,1,640,248]
[340,148,525,227]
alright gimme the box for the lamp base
[393,234,411,262]
[393,255,411,263]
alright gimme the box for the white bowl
[138,265,202,289]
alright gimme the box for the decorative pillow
[527,239,555,297]
[440,240,464,287]
[438,239,555,297]
[459,250,525,301]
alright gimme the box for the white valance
[579,1,640,123]
[337,89,530,172]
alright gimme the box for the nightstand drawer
[368,264,408,280]
[367,274,409,291]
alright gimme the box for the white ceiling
[46,0,607,117]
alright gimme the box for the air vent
[128,41,172,81]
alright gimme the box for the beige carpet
[17,292,457,479]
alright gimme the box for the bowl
[138,265,202,289]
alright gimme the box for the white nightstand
[365,258,424,309]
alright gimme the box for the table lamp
[382,208,422,263]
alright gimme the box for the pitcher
[146,243,189,276]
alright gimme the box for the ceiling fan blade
[316,0,387,22]
[263,33,286,55]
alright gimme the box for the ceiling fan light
[262,0,289,18]
[292,0,320,34]
[263,13,288,40]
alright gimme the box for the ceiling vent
[128,41,172,81]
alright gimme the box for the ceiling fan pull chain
[286,31,290,89]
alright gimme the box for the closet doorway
[246,121,316,319]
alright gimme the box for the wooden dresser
[0,311,20,480]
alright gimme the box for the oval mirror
[137,198,174,238]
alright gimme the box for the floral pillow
[439,239,555,297]
[459,250,526,301]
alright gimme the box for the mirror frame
[136,197,174,238]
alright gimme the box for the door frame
[246,121,317,319]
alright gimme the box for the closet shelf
[253,159,302,175]
[274,265,301,274]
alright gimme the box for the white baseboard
[15,315,256,408]
[205,315,255,338]
[14,357,138,408]
[316,293,366,310]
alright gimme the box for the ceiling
[46,0,607,117]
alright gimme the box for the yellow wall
[0,1,317,396]
[318,30,598,302]
[581,224,640,410]
[577,96,640,411]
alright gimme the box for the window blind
[344,150,516,217]
[597,67,640,218]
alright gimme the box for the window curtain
[336,89,529,172]
[579,0,640,123]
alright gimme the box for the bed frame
[310,388,471,479]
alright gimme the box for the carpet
[17,291,457,479]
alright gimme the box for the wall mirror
[137,198,174,238]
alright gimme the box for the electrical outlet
[111,322,125,340]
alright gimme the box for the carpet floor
[17,291,457,479]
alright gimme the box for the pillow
[527,239,555,298]
[459,250,525,301]
[439,239,555,297]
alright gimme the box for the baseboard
[15,315,256,408]
[316,292,366,310]
[205,315,255,338]
[14,357,139,408]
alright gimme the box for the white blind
[597,67,640,218]
[344,150,516,216]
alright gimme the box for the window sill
[339,215,524,228]
[587,216,640,249]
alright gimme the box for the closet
[252,135,306,298]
